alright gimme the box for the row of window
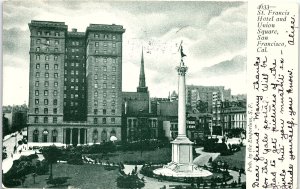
[95,42,116,48]
[93,83,116,89]
[64,101,82,107]
[64,85,85,91]
[36,72,59,78]
[36,63,59,70]
[35,90,58,96]
[94,99,116,107]
[32,129,58,143]
[36,54,59,61]
[36,47,60,52]
[94,50,116,55]
[65,62,84,67]
[95,57,117,63]
[93,117,115,124]
[64,93,82,99]
[64,70,82,75]
[37,31,60,37]
[93,34,116,40]
[35,99,57,105]
[64,77,85,82]
[35,81,58,87]
[34,116,58,123]
[94,109,116,115]
[94,66,116,73]
[35,108,58,114]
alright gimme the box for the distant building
[186,85,231,113]
[2,105,28,134]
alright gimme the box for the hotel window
[35,81,39,87]
[112,92,116,98]
[103,66,107,72]
[103,75,107,80]
[112,75,116,80]
[103,58,107,63]
[54,56,58,61]
[37,31,41,36]
[94,74,98,80]
[54,48,58,52]
[75,86,78,90]
[35,72,40,78]
[44,99,48,105]
[36,55,40,60]
[112,100,115,106]
[71,70,74,75]
[95,50,99,54]
[46,39,50,44]
[112,58,116,63]
[36,63,40,69]
[71,102,74,106]
[103,42,107,47]
[94,91,98,97]
[112,43,116,48]
[53,99,57,105]
[54,73,58,78]
[76,41,79,45]
[45,81,49,87]
[55,40,59,45]
[76,63,79,67]
[111,109,115,115]
[94,83,98,88]
[45,64,49,70]
[64,70,67,74]
[44,108,48,114]
[45,73,49,78]
[111,118,115,124]
[54,82,58,87]
[71,94,74,99]
[94,100,98,106]
[95,42,99,47]
[94,34,99,38]
[103,50,107,54]
[53,117,57,123]
[75,78,78,83]
[71,86,74,90]
[103,83,107,89]
[64,86,67,90]
[55,32,59,36]
[45,55,49,60]
[54,64,58,69]
[112,35,116,40]
[71,49,75,53]
[35,108,39,114]
[112,66,116,72]
[104,34,109,39]
[35,90,39,96]
[64,78,67,82]
[94,118,98,124]
[35,99,39,105]
[65,62,67,67]
[53,90,58,96]
[103,92,107,98]
[75,70,79,75]
[36,39,41,44]
[103,100,107,106]
[102,118,106,124]
[112,83,115,89]
[94,109,98,115]
[95,66,99,71]
[96,58,99,63]
[46,47,49,52]
[44,90,48,96]
[103,109,106,115]
[34,117,39,123]
[64,94,66,98]
[45,31,50,36]
[36,47,40,52]
[44,117,48,123]
[75,94,78,98]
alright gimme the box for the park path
[193,147,220,166]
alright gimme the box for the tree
[42,145,61,180]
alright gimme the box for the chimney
[72,28,77,32]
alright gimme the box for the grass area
[88,147,172,164]
[214,147,245,170]
[16,163,119,189]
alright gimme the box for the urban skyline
[2,1,247,106]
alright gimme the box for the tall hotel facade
[27,20,125,146]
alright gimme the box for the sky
[2,1,247,106]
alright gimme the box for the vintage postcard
[1,1,298,189]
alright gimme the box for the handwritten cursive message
[247,2,298,188]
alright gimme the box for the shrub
[116,174,145,189]
[47,177,68,186]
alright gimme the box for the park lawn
[17,163,119,189]
[214,147,246,170]
[104,147,172,164]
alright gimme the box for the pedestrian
[11,153,13,158]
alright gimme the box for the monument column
[177,66,188,138]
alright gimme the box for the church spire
[137,47,148,93]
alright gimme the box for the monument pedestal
[171,136,193,166]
